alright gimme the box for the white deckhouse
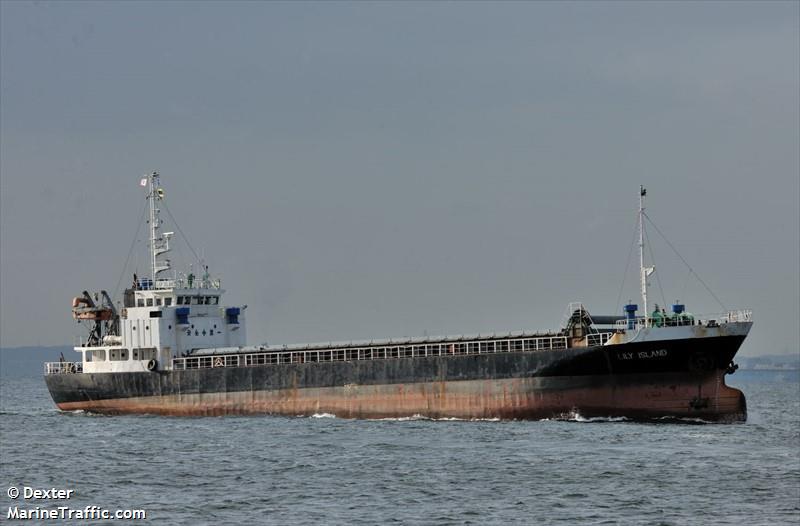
[64,172,246,374]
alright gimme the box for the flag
[140,177,148,187]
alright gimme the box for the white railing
[615,309,753,331]
[724,310,753,323]
[138,277,222,291]
[172,335,570,371]
[586,332,614,347]
[44,362,83,375]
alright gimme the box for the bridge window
[164,297,172,306]
[146,298,153,307]
[137,299,144,307]
[155,298,162,306]
[177,296,184,305]
[91,349,106,362]
[210,296,219,305]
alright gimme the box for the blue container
[672,304,685,314]
[226,307,240,325]
[176,307,190,325]
[624,304,638,330]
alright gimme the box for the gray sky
[1,1,798,357]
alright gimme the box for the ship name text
[617,349,668,360]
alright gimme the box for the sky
[1,1,798,357]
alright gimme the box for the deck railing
[586,332,614,347]
[137,277,222,291]
[44,362,83,375]
[172,335,571,371]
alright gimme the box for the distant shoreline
[737,367,800,372]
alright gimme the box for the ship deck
[173,331,617,371]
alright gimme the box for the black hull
[45,335,747,421]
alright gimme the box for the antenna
[147,171,172,281]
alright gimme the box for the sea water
[1,371,798,525]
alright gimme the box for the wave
[0,408,67,417]
[310,413,336,418]
[298,413,503,422]
[653,416,716,425]
[543,410,630,423]
[377,415,502,422]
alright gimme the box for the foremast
[638,185,654,325]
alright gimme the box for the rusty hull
[45,334,748,421]
[51,373,745,421]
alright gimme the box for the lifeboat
[71,297,114,320]
[72,308,114,321]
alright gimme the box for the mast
[148,172,158,281]
[639,185,650,325]
[147,171,173,281]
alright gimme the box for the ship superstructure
[57,172,245,376]
[45,175,752,421]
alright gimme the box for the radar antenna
[146,171,174,281]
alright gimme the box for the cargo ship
[45,173,752,420]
